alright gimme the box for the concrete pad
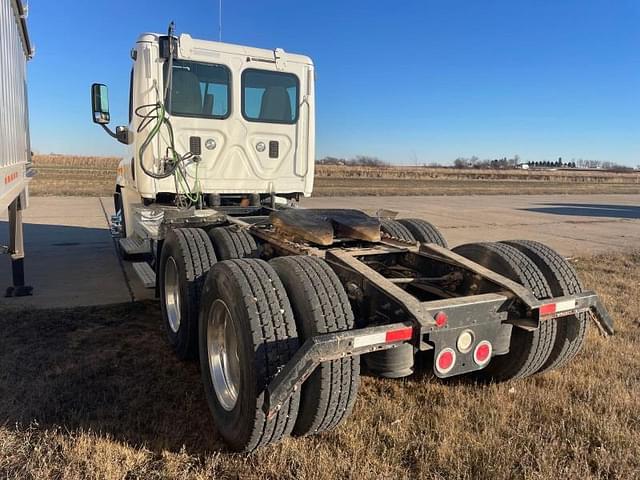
[0,197,133,308]
[302,194,640,256]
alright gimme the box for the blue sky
[27,0,639,165]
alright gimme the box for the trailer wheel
[159,228,217,360]
[380,219,416,242]
[397,218,447,247]
[198,259,300,452]
[452,242,556,381]
[208,226,260,260]
[270,256,360,436]
[502,240,587,372]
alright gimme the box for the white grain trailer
[0,0,33,296]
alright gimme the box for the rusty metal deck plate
[269,208,381,245]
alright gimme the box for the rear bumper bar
[265,289,613,417]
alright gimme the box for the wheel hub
[208,299,241,411]
[164,256,181,333]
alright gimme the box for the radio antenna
[218,0,222,41]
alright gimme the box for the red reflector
[434,311,448,328]
[436,348,456,374]
[539,303,556,316]
[385,327,413,343]
[473,341,492,365]
[476,344,490,362]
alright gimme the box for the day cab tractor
[91,25,613,452]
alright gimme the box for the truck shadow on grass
[0,301,227,455]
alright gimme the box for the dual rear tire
[380,218,448,247]
[453,242,556,381]
[453,240,588,380]
[160,227,360,451]
[199,256,359,451]
[198,259,300,451]
[159,228,217,360]
[501,240,588,371]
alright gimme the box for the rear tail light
[473,341,492,366]
[435,348,456,374]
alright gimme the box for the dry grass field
[1,251,638,479]
[29,155,640,197]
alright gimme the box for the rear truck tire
[397,218,448,247]
[198,259,300,452]
[208,225,260,260]
[452,242,556,381]
[380,219,416,243]
[270,256,360,436]
[159,228,217,360]
[502,240,588,372]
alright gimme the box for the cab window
[242,69,299,124]
[165,60,230,119]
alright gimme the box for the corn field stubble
[29,155,640,197]
[0,252,638,479]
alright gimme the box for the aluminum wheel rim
[164,256,181,333]
[208,299,241,411]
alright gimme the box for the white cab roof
[136,32,313,66]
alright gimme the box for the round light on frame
[456,329,474,353]
[205,138,217,150]
[256,141,266,152]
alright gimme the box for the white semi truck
[0,0,33,297]
[92,24,613,452]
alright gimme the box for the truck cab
[92,30,315,236]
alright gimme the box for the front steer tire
[452,242,556,381]
[198,259,300,452]
[159,228,217,360]
[270,256,360,436]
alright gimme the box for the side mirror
[91,83,110,124]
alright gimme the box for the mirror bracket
[101,124,132,145]
[116,126,132,145]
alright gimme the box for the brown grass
[1,251,639,479]
[28,155,640,197]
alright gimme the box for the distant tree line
[453,155,521,169]
[453,156,634,171]
[317,154,635,172]
[316,155,389,167]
